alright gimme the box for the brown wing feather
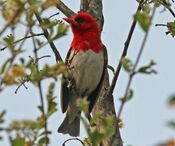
[61,46,108,113]
[88,45,108,113]
[60,48,72,113]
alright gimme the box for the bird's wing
[88,45,108,113]
[60,47,72,113]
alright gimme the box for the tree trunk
[84,1,123,146]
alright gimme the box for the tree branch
[118,6,156,118]
[80,0,89,12]
[33,11,63,62]
[87,0,104,30]
[106,0,145,101]
[56,0,75,18]
[87,0,122,146]
[160,1,175,18]
[0,9,19,36]
[30,28,48,146]
[0,33,44,51]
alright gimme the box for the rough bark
[93,72,123,146]
[56,0,123,145]
[85,1,123,146]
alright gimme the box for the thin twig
[155,24,168,27]
[33,11,63,62]
[56,0,75,18]
[0,33,44,51]
[36,55,51,63]
[30,28,48,146]
[0,8,20,36]
[118,6,156,119]
[106,0,145,99]
[15,54,51,94]
[160,1,175,17]
[167,7,175,17]
[62,138,85,146]
[31,3,83,102]
[15,78,28,94]
[48,12,60,19]
[0,29,30,90]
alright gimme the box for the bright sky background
[0,0,175,146]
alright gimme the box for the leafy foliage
[166,21,175,37]
[77,98,115,146]
[0,110,6,141]
[137,60,157,75]
[88,113,115,146]
[168,94,175,107]
[0,0,175,146]
[121,57,133,73]
[134,11,151,32]
[120,89,134,103]
[0,0,68,145]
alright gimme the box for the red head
[64,12,100,34]
[64,12,103,52]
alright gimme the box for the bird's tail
[58,114,80,137]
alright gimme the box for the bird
[58,12,108,137]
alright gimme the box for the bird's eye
[75,17,85,23]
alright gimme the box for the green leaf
[89,128,103,146]
[168,94,175,107]
[167,120,175,130]
[52,23,68,40]
[76,97,89,114]
[36,38,44,48]
[0,127,3,131]
[41,18,55,36]
[134,11,151,32]
[90,112,103,125]
[39,130,52,137]
[166,21,175,37]
[137,60,157,74]
[38,136,49,145]
[46,82,57,117]
[102,115,115,137]
[41,0,58,10]
[19,58,25,65]
[0,59,11,75]
[12,137,25,146]
[37,105,43,113]
[88,114,115,146]
[121,58,133,73]
[122,89,134,102]
[48,101,57,117]
[0,110,6,124]
[3,34,15,50]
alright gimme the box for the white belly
[69,49,104,96]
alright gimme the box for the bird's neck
[71,31,103,53]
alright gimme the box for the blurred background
[0,0,175,146]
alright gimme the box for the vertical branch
[80,0,89,12]
[87,0,123,146]
[87,0,104,30]
[118,6,156,119]
[107,0,145,102]
[56,0,75,17]
[30,29,48,146]
[26,0,63,63]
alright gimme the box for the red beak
[63,18,77,25]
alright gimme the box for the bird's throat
[71,32,103,53]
